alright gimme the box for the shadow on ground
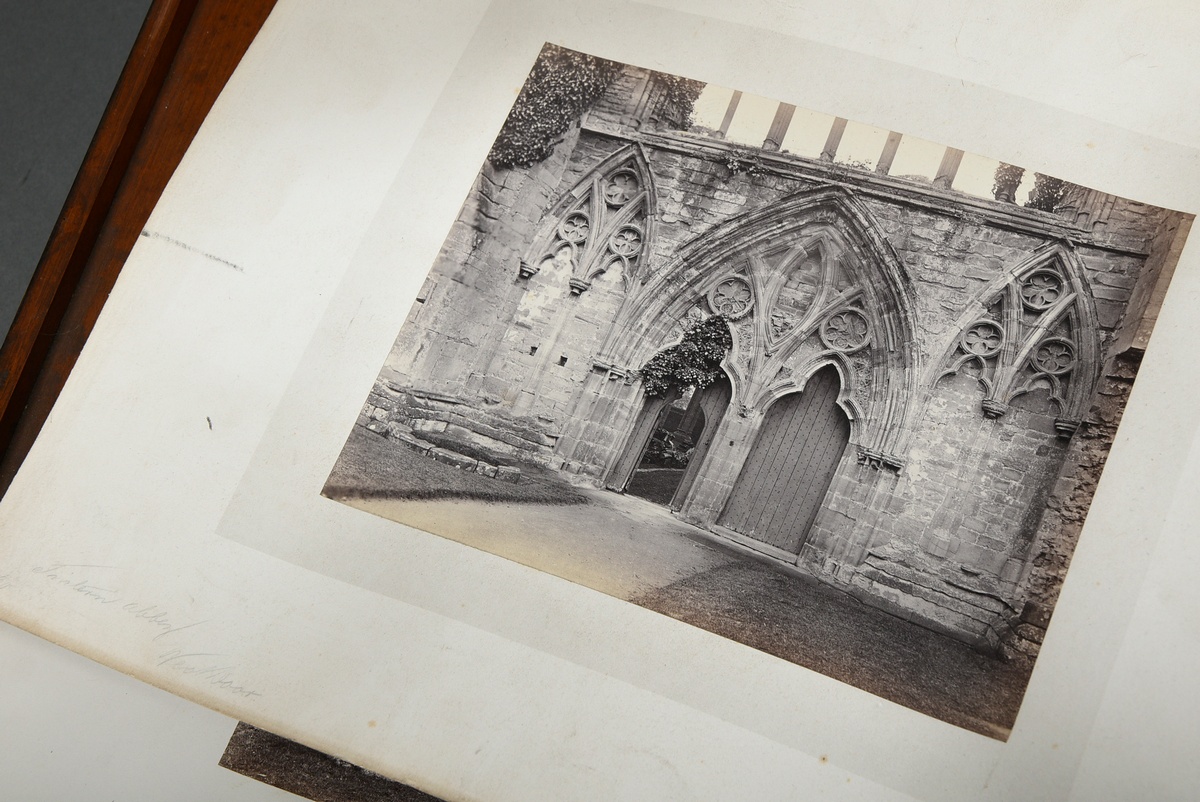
[325,425,1033,740]
[633,557,1032,739]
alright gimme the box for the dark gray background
[0,0,153,334]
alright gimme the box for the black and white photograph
[307,42,1194,740]
[4,1,1200,798]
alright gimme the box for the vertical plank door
[670,376,732,510]
[606,390,676,491]
[719,365,849,553]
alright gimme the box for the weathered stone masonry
[353,62,1190,654]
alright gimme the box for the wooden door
[606,390,677,491]
[670,377,732,510]
[719,366,849,554]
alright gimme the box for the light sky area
[691,84,1036,204]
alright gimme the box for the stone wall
[348,62,1187,653]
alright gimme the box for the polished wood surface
[0,0,277,494]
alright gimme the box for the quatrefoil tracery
[961,320,1004,358]
[938,252,1096,433]
[557,212,591,244]
[1020,270,1065,311]
[603,171,640,206]
[708,277,754,319]
[820,309,871,353]
[523,151,653,292]
[1031,337,1076,375]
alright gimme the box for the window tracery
[937,244,1100,435]
[519,147,655,293]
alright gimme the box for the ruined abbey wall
[355,64,1187,653]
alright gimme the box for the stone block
[411,419,448,435]
[385,421,411,438]
[429,447,477,471]
[476,462,499,478]
[392,429,432,455]
[367,392,395,409]
[495,466,522,483]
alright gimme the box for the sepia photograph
[322,43,1193,741]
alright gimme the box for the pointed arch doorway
[607,375,732,510]
[719,366,850,555]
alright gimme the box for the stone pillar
[677,410,761,526]
[820,117,848,162]
[875,131,903,175]
[717,90,742,139]
[762,103,796,151]
[933,147,964,189]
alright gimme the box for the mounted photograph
[322,44,1192,740]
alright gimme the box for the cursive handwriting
[4,563,263,700]
[157,649,262,698]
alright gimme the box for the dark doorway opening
[625,387,706,506]
[610,375,732,509]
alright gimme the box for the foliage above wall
[488,45,622,168]
[649,72,705,130]
[992,163,1025,203]
[1025,173,1070,212]
[992,164,1073,213]
[639,315,733,397]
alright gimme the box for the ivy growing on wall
[639,316,733,398]
[488,45,622,169]
[723,148,766,177]
[649,72,705,130]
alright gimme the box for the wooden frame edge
[0,0,277,496]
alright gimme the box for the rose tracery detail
[961,320,1004,358]
[557,212,591,244]
[1032,338,1076,375]
[820,310,870,352]
[708,277,754,319]
[608,226,643,257]
[603,171,640,206]
[1020,271,1065,310]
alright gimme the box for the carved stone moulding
[819,309,871,353]
[568,277,593,295]
[707,276,754,319]
[1054,418,1081,438]
[591,359,635,384]
[961,319,1004,358]
[981,398,1009,418]
[857,447,904,471]
[517,259,539,279]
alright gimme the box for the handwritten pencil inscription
[2,564,261,699]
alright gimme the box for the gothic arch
[933,241,1102,433]
[519,143,658,293]
[596,186,920,466]
[759,353,866,433]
